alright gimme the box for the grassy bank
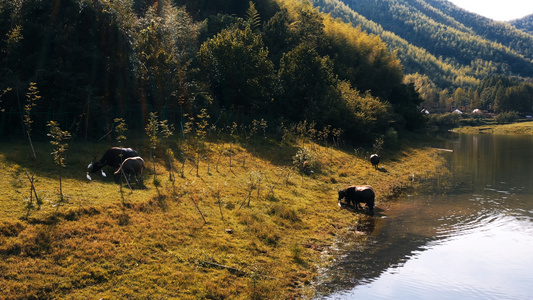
[452,121,533,135]
[0,136,448,299]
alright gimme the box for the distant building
[453,109,463,114]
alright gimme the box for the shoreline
[451,121,533,135]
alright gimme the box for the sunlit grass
[0,137,446,299]
[453,121,533,135]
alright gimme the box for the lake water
[314,133,533,299]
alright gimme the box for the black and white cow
[87,147,139,179]
[338,185,375,214]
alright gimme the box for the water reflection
[314,133,533,299]
[449,133,533,195]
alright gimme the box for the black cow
[370,154,380,169]
[114,156,145,184]
[87,147,139,179]
[338,185,375,214]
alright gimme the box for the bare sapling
[24,170,41,217]
[228,122,238,172]
[182,114,194,177]
[167,148,176,181]
[180,152,186,178]
[259,118,268,138]
[23,82,40,160]
[215,143,224,172]
[195,109,210,176]
[159,119,175,181]
[332,128,343,149]
[146,112,160,186]
[373,137,384,154]
[318,125,331,156]
[114,118,133,196]
[238,188,254,210]
[243,121,256,168]
[212,183,226,222]
[146,112,175,186]
[264,169,283,199]
[190,194,207,224]
[47,121,71,208]
[182,110,210,176]
[239,170,262,208]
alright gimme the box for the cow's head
[87,156,107,179]
[338,188,346,200]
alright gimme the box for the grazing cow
[114,156,145,184]
[370,154,380,169]
[87,147,139,178]
[338,185,375,214]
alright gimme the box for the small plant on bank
[47,121,71,208]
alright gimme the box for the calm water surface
[314,133,533,299]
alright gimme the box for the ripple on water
[320,214,533,300]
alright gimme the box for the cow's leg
[349,200,355,209]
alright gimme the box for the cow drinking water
[114,156,145,185]
[338,185,375,214]
[87,147,139,179]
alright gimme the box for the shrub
[292,147,318,175]
[427,113,461,130]
[495,111,519,124]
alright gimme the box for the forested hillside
[0,0,425,145]
[312,0,533,114]
[510,14,533,35]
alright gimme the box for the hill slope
[510,14,533,35]
[311,0,533,89]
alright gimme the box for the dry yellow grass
[0,136,447,299]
